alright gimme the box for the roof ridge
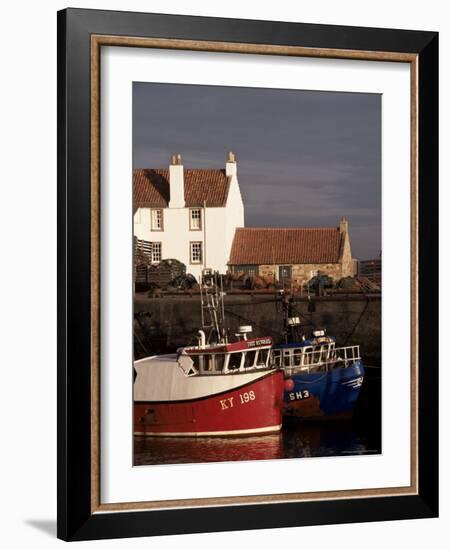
[134,167,225,172]
[237,226,339,231]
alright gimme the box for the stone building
[228,217,356,285]
[358,256,382,285]
[134,151,356,284]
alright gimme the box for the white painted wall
[134,205,229,278]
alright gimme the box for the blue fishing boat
[272,294,365,419]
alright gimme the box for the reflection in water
[134,420,378,466]
[134,367,381,466]
[134,433,284,465]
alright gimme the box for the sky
[133,82,381,260]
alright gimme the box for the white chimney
[226,151,237,177]
[169,153,185,208]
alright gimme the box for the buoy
[285,378,295,391]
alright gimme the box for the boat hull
[134,370,284,437]
[283,361,365,419]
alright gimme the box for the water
[134,421,378,466]
[134,366,381,466]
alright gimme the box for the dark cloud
[133,82,381,260]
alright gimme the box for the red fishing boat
[134,271,284,437]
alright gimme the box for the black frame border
[57,8,438,541]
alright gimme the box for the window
[303,346,313,366]
[151,209,163,231]
[190,208,202,230]
[283,351,291,367]
[293,348,303,366]
[279,265,292,279]
[214,354,225,372]
[256,349,269,367]
[233,265,258,277]
[243,350,256,369]
[329,343,336,360]
[151,242,162,263]
[204,355,213,372]
[190,242,203,264]
[228,352,243,370]
[191,354,204,370]
[272,349,281,367]
[312,346,322,364]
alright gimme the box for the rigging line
[133,328,152,356]
[223,307,285,338]
[344,295,370,345]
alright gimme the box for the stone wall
[134,293,381,365]
[258,263,344,285]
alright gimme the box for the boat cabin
[272,337,361,374]
[272,341,337,371]
[181,337,273,376]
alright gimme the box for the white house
[133,152,244,279]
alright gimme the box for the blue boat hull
[283,361,365,419]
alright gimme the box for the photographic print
[132,82,382,466]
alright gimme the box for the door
[279,265,292,280]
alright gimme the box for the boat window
[329,343,336,360]
[243,350,257,368]
[228,352,242,370]
[204,355,213,371]
[284,351,291,367]
[303,347,313,365]
[214,353,225,372]
[293,349,303,366]
[190,354,204,371]
[312,346,322,363]
[272,349,282,367]
[320,346,327,362]
[257,349,269,367]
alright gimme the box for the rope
[223,307,285,339]
[344,296,370,345]
[134,328,152,356]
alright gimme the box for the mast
[199,270,227,344]
[282,292,302,343]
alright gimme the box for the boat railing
[282,344,361,376]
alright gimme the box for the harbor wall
[134,294,381,366]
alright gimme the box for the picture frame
[57,7,438,541]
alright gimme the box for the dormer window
[151,209,163,231]
[189,208,202,230]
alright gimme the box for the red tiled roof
[133,169,231,207]
[229,227,343,265]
